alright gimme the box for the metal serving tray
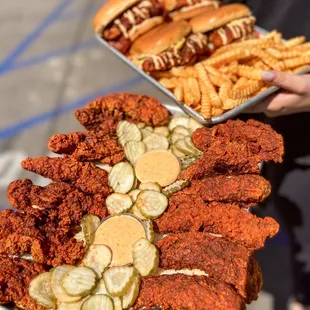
[96,26,310,125]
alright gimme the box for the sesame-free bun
[170,1,219,22]
[93,0,140,34]
[190,3,251,33]
[130,20,192,55]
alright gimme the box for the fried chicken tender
[21,156,112,197]
[157,232,262,303]
[0,256,47,309]
[75,93,170,130]
[154,195,279,250]
[182,119,284,179]
[7,179,108,226]
[133,274,246,310]
[48,130,125,165]
[179,175,271,206]
[0,209,86,266]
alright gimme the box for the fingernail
[262,71,275,82]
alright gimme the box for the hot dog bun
[130,20,192,55]
[190,3,252,33]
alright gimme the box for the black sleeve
[222,0,246,4]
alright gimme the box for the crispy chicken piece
[154,195,279,250]
[157,232,262,303]
[7,179,108,226]
[48,130,125,165]
[193,119,284,161]
[179,175,271,206]
[182,119,284,179]
[133,274,246,310]
[0,209,86,266]
[0,256,47,309]
[21,157,112,197]
[75,93,170,130]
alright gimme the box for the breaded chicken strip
[75,93,170,130]
[0,257,47,309]
[182,119,284,179]
[154,195,279,250]
[133,274,246,310]
[48,130,125,165]
[178,175,271,206]
[21,157,112,197]
[7,179,108,226]
[157,232,262,303]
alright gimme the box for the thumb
[262,70,307,94]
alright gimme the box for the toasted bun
[163,0,178,11]
[129,16,164,41]
[170,1,219,21]
[93,0,140,34]
[190,4,251,33]
[130,20,191,55]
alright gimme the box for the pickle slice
[128,189,141,202]
[169,132,185,145]
[153,126,170,137]
[122,274,140,309]
[136,191,168,219]
[29,272,56,309]
[172,126,190,137]
[139,182,162,193]
[106,193,133,215]
[108,162,135,194]
[124,141,146,165]
[143,133,169,151]
[83,244,112,277]
[174,137,202,157]
[62,267,96,297]
[132,238,159,276]
[103,266,137,297]
[81,294,114,310]
[117,121,141,146]
[51,266,82,303]
[168,116,190,131]
[180,155,201,170]
[143,220,155,243]
[57,299,86,310]
[141,126,153,139]
[75,214,101,247]
[130,204,147,221]
[162,179,190,198]
[188,117,204,133]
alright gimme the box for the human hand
[246,71,310,117]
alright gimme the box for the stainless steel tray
[96,26,310,125]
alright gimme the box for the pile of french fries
[157,31,310,119]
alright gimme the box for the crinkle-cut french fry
[203,48,247,67]
[283,54,310,70]
[158,77,178,89]
[198,79,212,119]
[188,77,201,106]
[223,97,250,110]
[230,80,264,99]
[185,66,198,78]
[233,77,248,89]
[253,60,271,71]
[263,30,282,43]
[293,42,310,52]
[249,47,283,70]
[292,65,310,73]
[237,65,263,80]
[171,66,196,78]
[219,81,233,102]
[179,78,195,106]
[284,36,306,48]
[266,48,302,60]
[195,63,222,108]
[173,83,183,102]
[203,65,223,77]
[257,86,269,94]
[211,107,224,117]
[208,74,230,87]
[228,73,238,82]
[219,61,239,74]
[194,105,201,112]
[240,57,260,66]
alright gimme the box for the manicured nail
[262,71,275,82]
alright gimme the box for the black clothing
[225,0,310,305]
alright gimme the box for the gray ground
[0,1,293,309]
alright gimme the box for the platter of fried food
[94,1,310,124]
